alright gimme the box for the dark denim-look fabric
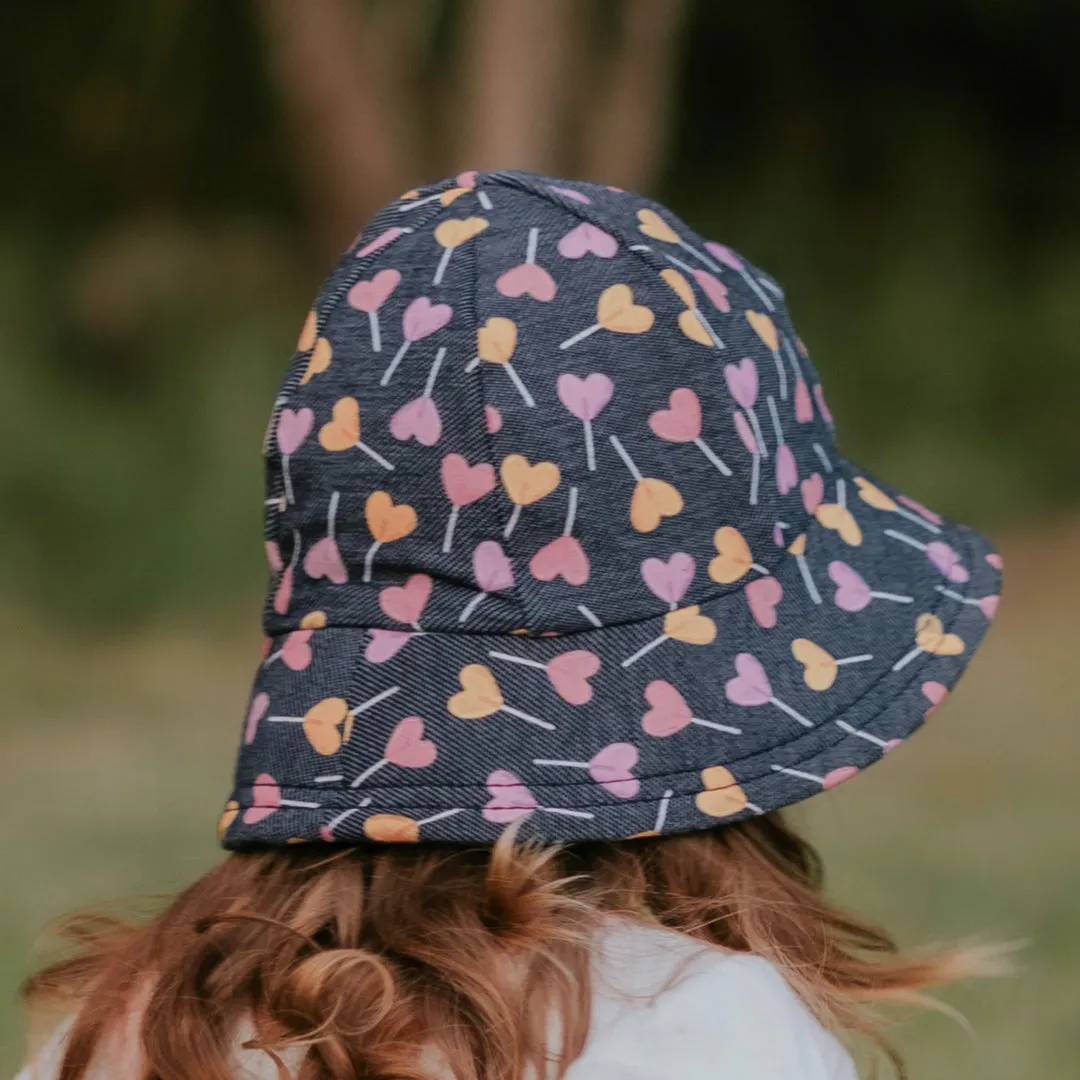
[220,170,1002,848]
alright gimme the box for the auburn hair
[24,814,1002,1080]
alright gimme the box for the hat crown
[263,171,835,636]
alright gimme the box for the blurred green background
[2,2,1078,1077]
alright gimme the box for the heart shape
[637,208,680,244]
[649,387,701,443]
[440,186,469,206]
[304,536,347,584]
[501,455,560,505]
[448,664,503,719]
[497,263,557,302]
[630,478,683,533]
[244,692,270,744]
[815,504,863,546]
[300,610,327,630]
[365,491,417,544]
[243,774,281,824]
[926,542,969,583]
[663,605,716,645]
[277,408,314,456]
[709,526,753,584]
[986,552,1004,571]
[733,411,757,454]
[273,566,293,614]
[693,269,730,311]
[347,269,401,312]
[379,573,431,625]
[822,767,860,790]
[679,309,713,346]
[695,765,749,817]
[365,628,414,664]
[642,680,694,736]
[915,614,965,656]
[483,770,537,823]
[746,576,783,629]
[384,716,437,768]
[442,453,497,506]
[530,535,590,586]
[813,384,833,424]
[473,540,514,592]
[828,560,871,612]
[922,681,949,716]
[641,552,695,605]
[661,268,695,307]
[596,284,654,334]
[897,495,943,525]
[303,697,350,755]
[477,316,517,364]
[792,638,838,691]
[775,444,798,495]
[390,396,442,446]
[979,595,1000,619]
[301,338,333,384]
[547,650,600,705]
[801,473,824,514]
[746,310,778,352]
[403,297,453,342]
[484,405,503,434]
[589,743,639,799]
[725,653,772,706]
[281,629,314,670]
[724,359,758,409]
[558,222,617,259]
[363,813,420,843]
[319,397,360,451]
[434,216,488,248]
[794,378,813,422]
[218,801,240,839]
[853,476,896,511]
[297,311,318,351]
[265,540,283,573]
[705,242,743,270]
[557,372,614,422]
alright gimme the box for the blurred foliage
[1,0,1079,622]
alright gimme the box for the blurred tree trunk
[258,0,688,261]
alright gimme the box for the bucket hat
[219,170,1002,848]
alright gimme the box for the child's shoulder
[581,917,858,1080]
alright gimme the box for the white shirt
[18,919,856,1080]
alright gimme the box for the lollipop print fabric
[225,170,1001,849]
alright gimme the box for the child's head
[26,172,1003,1079]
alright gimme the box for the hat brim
[223,456,1001,847]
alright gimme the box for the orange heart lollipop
[560,284,654,348]
[608,435,683,533]
[695,765,750,817]
[362,491,417,582]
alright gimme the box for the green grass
[2,523,1078,1078]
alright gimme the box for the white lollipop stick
[353,439,394,471]
[433,245,454,286]
[363,540,381,583]
[835,654,874,666]
[835,478,847,507]
[282,455,295,504]
[771,765,823,784]
[419,808,466,827]
[767,396,786,450]
[769,697,813,728]
[367,310,381,353]
[749,451,761,506]
[563,486,578,536]
[539,806,595,820]
[442,506,460,555]
[653,789,674,833]
[267,685,402,725]
[609,434,643,482]
[313,775,343,784]
[739,267,774,311]
[503,362,535,407]
[459,591,488,623]
[577,604,603,628]
[813,443,833,472]
[892,645,924,672]
[396,192,444,211]
[279,797,320,809]
[759,276,784,298]
[884,529,927,553]
[893,506,942,533]
[490,652,546,671]
[691,717,742,734]
[771,351,787,401]
[695,437,732,476]
[424,346,446,398]
[503,504,523,540]
[525,227,539,264]
[351,758,390,788]
[872,590,914,604]
[621,634,670,668]
[794,553,822,605]
[935,586,987,607]
[265,496,285,512]
[500,705,555,731]
[747,408,769,459]
[783,337,802,384]
[835,720,892,748]
[324,802,371,834]
[533,758,589,769]
[583,419,596,472]
[679,239,720,272]
[630,244,651,252]
[381,340,410,386]
[476,191,493,211]
[559,322,603,350]
[694,308,725,349]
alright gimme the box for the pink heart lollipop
[801,473,824,514]
[704,242,774,311]
[527,485,588,586]
[244,692,270,744]
[365,628,416,664]
[725,653,812,727]
[935,584,1000,619]
[746,576,783,628]
[276,408,314,504]
[348,269,401,352]
[649,388,731,476]
[304,492,348,585]
[482,771,594,824]
[488,647,601,706]
[922,681,949,716]
[766,396,797,495]
[496,228,557,302]
[558,222,618,259]
[354,226,409,258]
[771,763,858,791]
[242,774,319,825]
[692,269,730,312]
[885,531,969,583]
[381,297,452,386]
[642,680,742,737]
[533,742,640,799]
[557,373,614,471]
[641,552,695,608]
[459,541,514,624]
[379,574,432,629]
[441,453,496,554]
[390,347,446,447]
[263,629,314,671]
[829,561,913,612]
[349,716,437,787]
